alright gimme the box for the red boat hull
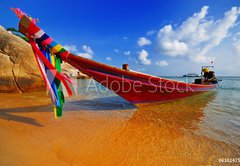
[63,54,218,103]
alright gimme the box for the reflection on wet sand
[96,92,239,165]
[0,92,239,165]
[131,92,217,133]
[101,92,217,165]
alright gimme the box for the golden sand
[0,92,239,166]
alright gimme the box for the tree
[6,27,29,42]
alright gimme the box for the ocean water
[76,77,240,144]
[71,77,240,164]
[0,77,239,165]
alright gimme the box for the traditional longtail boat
[11,9,218,117]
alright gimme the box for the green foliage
[6,27,29,42]
[6,27,18,32]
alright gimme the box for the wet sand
[0,92,239,166]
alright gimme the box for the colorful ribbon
[12,8,73,118]
[11,8,39,23]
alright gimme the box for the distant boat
[17,15,219,104]
[182,73,201,77]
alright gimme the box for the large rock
[61,62,90,79]
[0,26,44,93]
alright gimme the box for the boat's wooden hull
[16,15,218,104]
[64,53,218,103]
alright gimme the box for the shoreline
[0,92,239,165]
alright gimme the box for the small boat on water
[11,9,219,117]
[182,73,201,77]
[64,56,219,103]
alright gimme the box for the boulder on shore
[0,26,90,93]
[61,62,90,79]
[0,26,45,93]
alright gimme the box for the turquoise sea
[76,76,240,148]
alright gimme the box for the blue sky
[1,0,240,76]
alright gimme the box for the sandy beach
[1,2,240,165]
[0,90,239,166]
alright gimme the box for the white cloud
[77,53,93,59]
[63,44,94,59]
[63,45,78,53]
[234,42,240,56]
[114,49,119,53]
[146,30,157,36]
[138,49,151,65]
[122,36,128,40]
[156,60,168,67]
[233,32,240,41]
[156,6,240,63]
[106,57,112,61]
[159,38,188,56]
[82,45,94,55]
[233,33,240,56]
[137,37,152,47]
[137,68,145,71]
[124,51,131,56]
